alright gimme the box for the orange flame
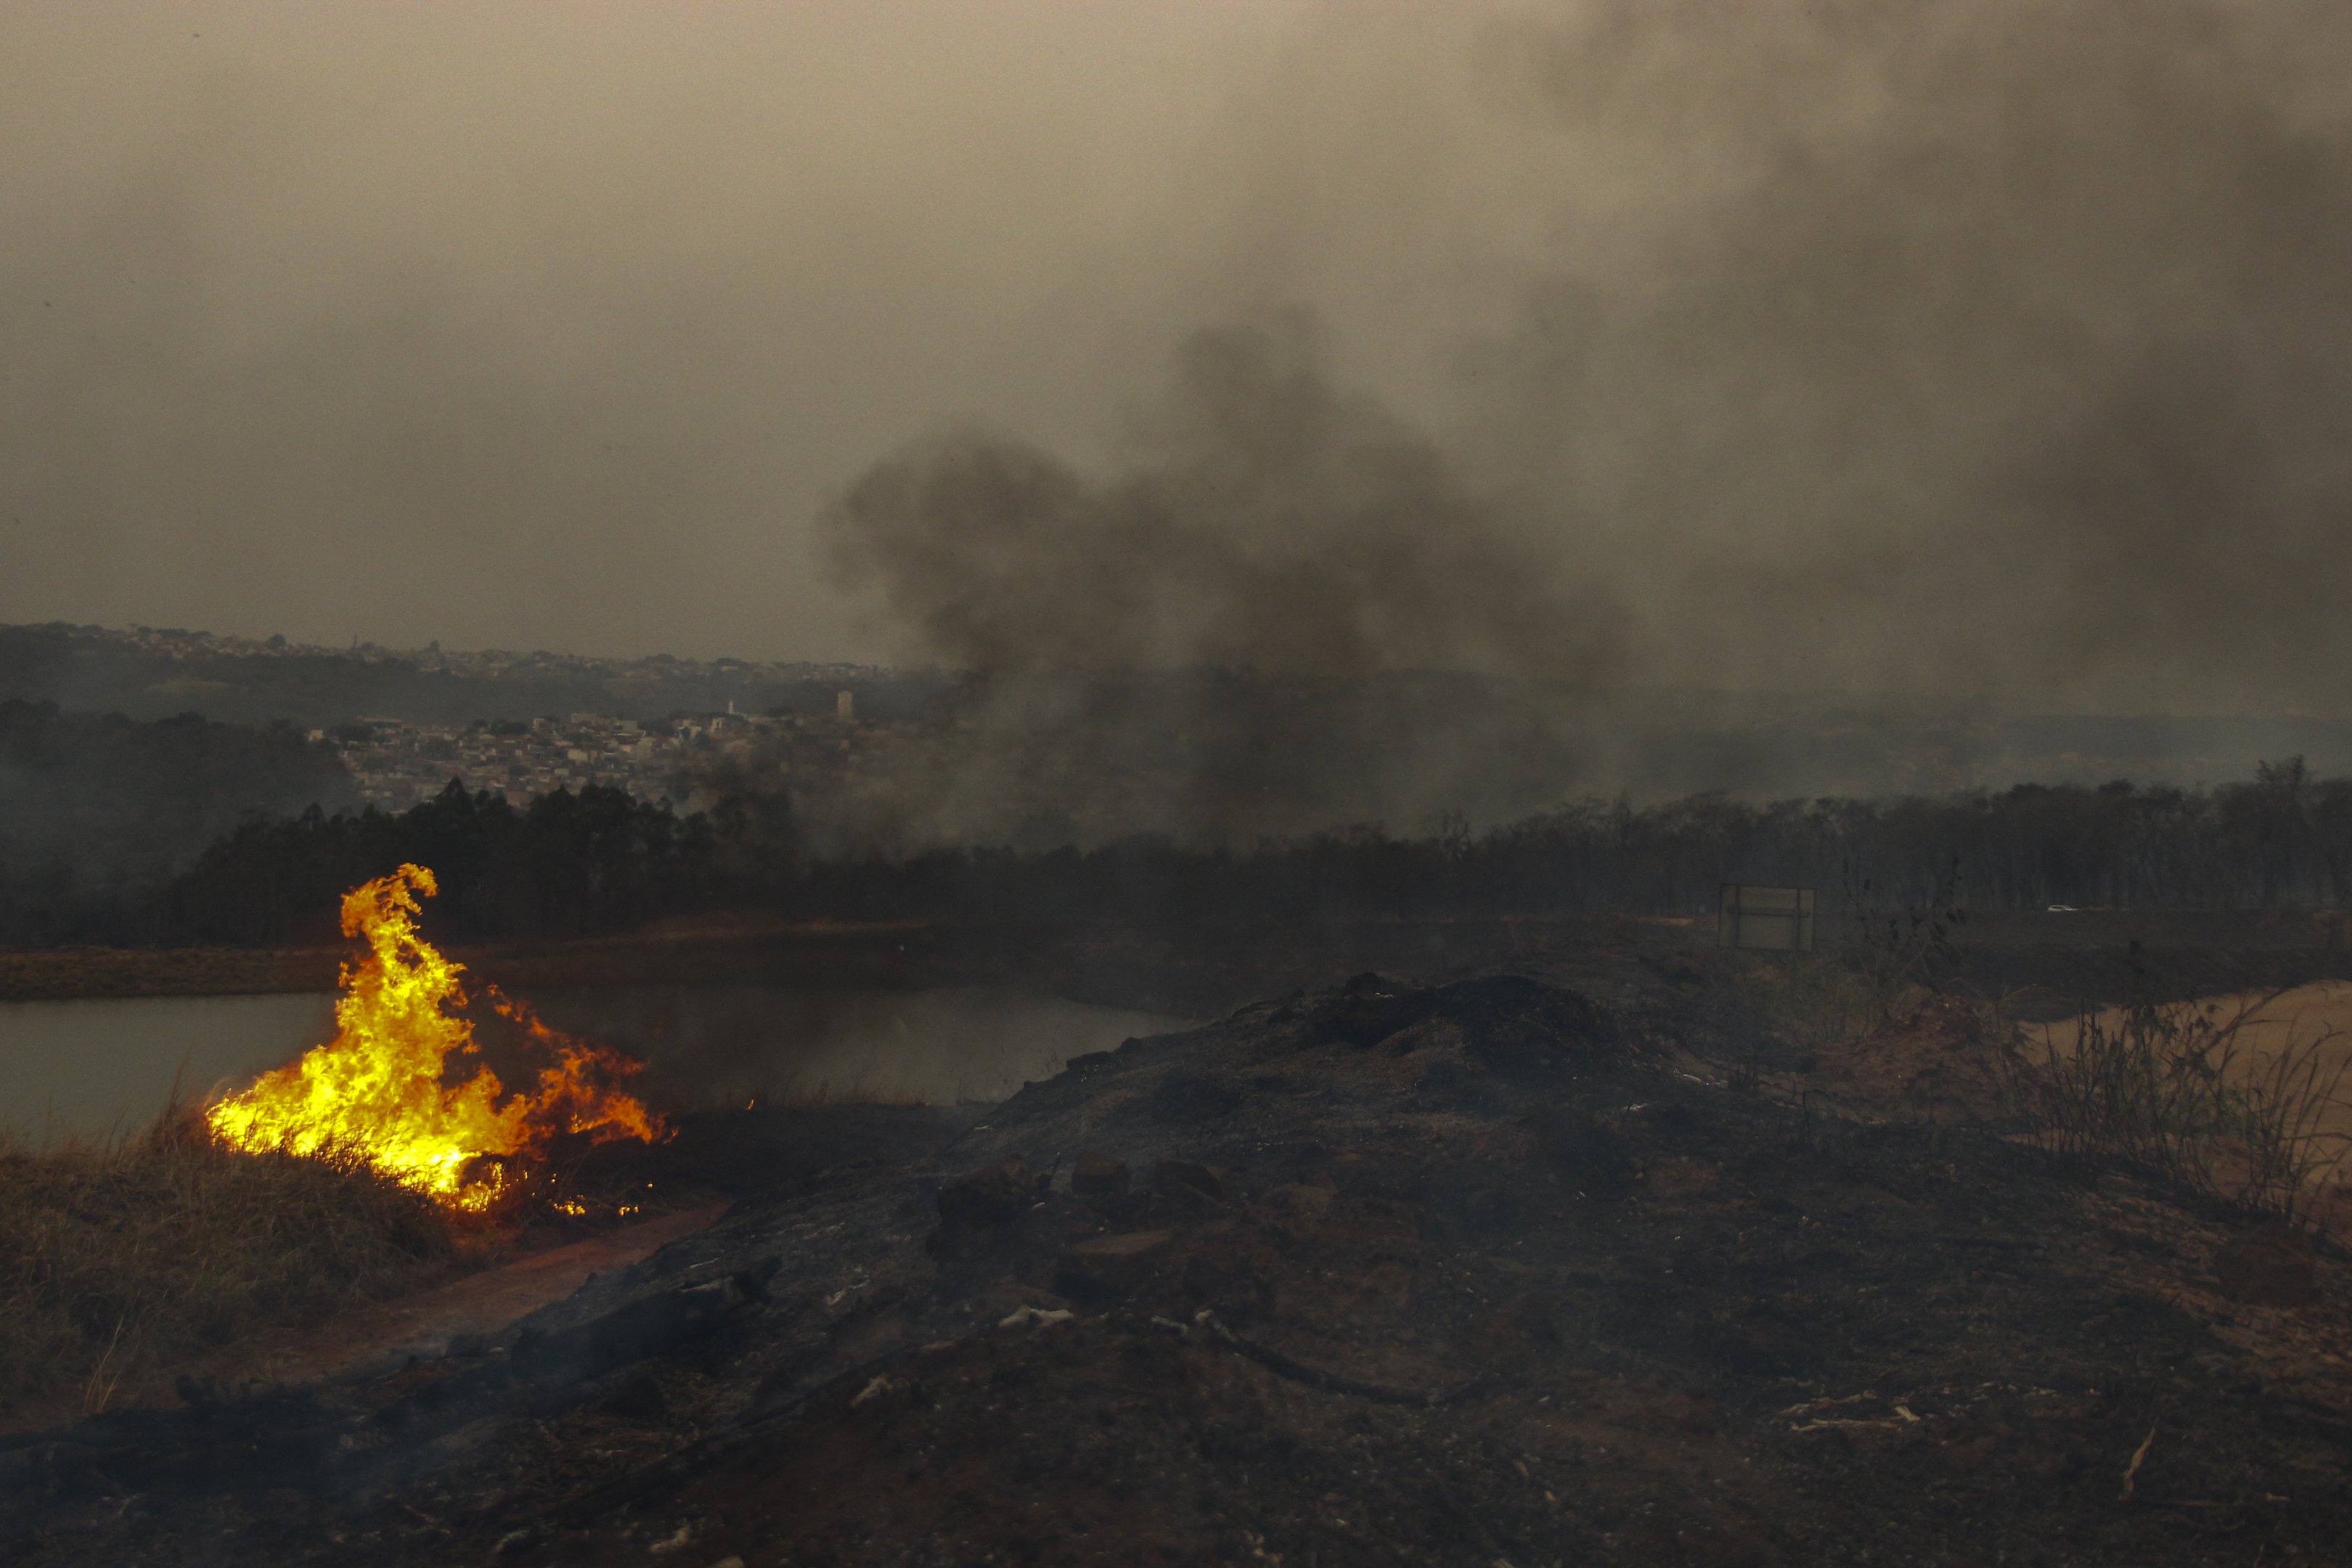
[205,864,666,1211]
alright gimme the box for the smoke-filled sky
[6,1,2351,716]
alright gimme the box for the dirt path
[185,1201,732,1384]
[1,1203,730,1438]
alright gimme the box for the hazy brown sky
[7,2,2352,715]
[0,2,1332,657]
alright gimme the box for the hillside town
[319,695,1202,852]
[325,706,846,811]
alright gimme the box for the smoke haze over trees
[0,700,353,945]
[787,760,2352,931]
[5,679,2350,950]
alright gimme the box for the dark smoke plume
[817,320,1633,847]
[828,316,1625,683]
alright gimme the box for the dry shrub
[1744,949,1876,1055]
[0,1103,452,1417]
[2009,995,2351,1219]
[1842,854,1967,1028]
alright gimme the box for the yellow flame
[205,864,665,1211]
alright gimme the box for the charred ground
[5,922,2350,1567]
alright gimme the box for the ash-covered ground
[7,937,2350,1567]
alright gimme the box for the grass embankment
[0,1109,452,1419]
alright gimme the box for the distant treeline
[135,756,2352,949]
[166,783,797,946]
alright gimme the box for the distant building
[837,690,855,721]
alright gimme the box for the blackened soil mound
[9,973,2351,1567]
[1302,971,1619,1071]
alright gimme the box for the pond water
[0,986,1192,1142]
[0,992,340,1141]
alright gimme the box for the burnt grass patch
[5,962,2351,1567]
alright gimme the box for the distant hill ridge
[0,621,918,730]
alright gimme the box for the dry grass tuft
[0,1102,453,1418]
[1738,949,1879,1056]
[2007,995,2352,1220]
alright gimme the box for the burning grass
[0,864,682,1420]
[0,1107,453,1418]
[205,864,666,1212]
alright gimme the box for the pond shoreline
[2,978,1191,1143]
[17,910,2349,1024]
